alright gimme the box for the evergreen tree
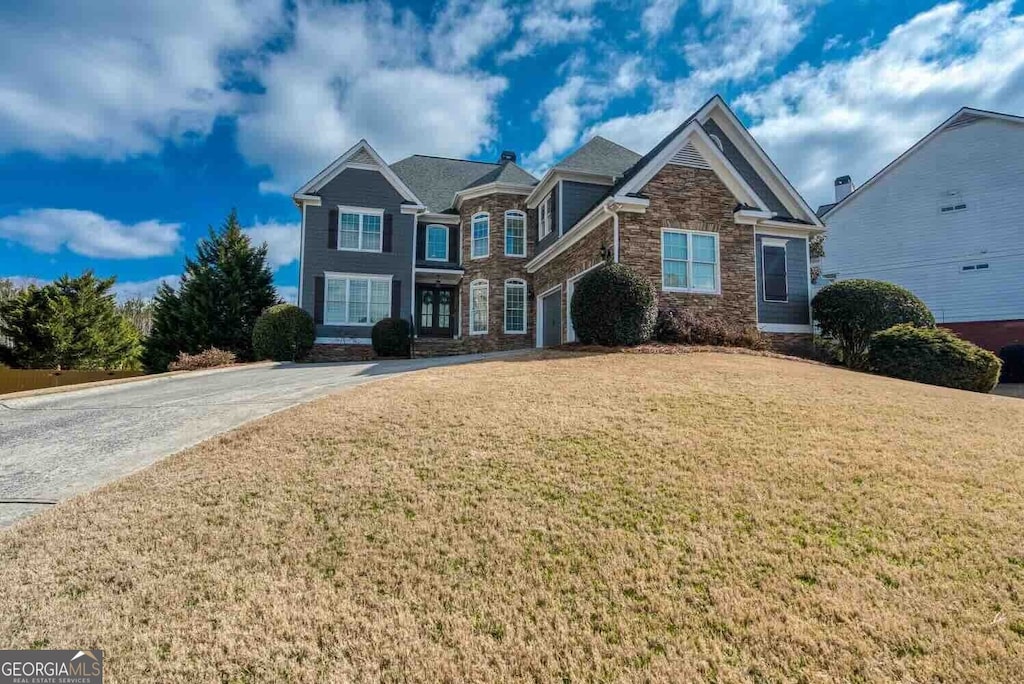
[0,271,141,370]
[140,283,183,373]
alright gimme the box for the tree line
[0,210,279,373]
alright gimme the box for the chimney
[499,150,517,164]
[834,175,854,202]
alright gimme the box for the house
[819,107,1024,352]
[292,95,824,359]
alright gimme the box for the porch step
[412,338,469,358]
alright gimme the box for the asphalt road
[0,352,521,528]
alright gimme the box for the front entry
[541,290,561,347]
[416,285,456,338]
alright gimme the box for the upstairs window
[471,213,490,259]
[761,239,789,302]
[661,229,719,294]
[939,190,967,214]
[505,211,526,257]
[338,206,383,252]
[538,193,553,239]
[426,224,448,261]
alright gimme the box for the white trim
[566,262,605,343]
[760,238,789,303]
[454,181,534,207]
[336,206,385,253]
[758,323,812,334]
[805,237,813,329]
[558,180,564,236]
[294,139,423,206]
[538,192,553,239]
[293,194,322,206]
[425,224,449,262]
[414,267,465,275]
[753,223,820,237]
[314,336,372,345]
[503,278,528,334]
[400,203,427,214]
[322,272,394,327]
[469,279,489,335]
[421,212,461,225]
[470,212,490,259]
[661,228,721,295]
[535,283,563,348]
[297,202,307,307]
[504,210,527,257]
[526,195,649,273]
[526,169,614,208]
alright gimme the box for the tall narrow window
[505,211,526,257]
[538,193,553,239]
[471,213,489,259]
[504,279,526,333]
[337,207,383,252]
[761,240,788,302]
[426,224,448,261]
[469,279,488,334]
[661,229,720,294]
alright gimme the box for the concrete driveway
[0,352,522,527]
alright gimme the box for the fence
[0,368,144,395]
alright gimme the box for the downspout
[604,201,620,263]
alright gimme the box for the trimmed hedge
[570,264,657,346]
[654,305,768,350]
[372,317,411,357]
[812,279,934,368]
[252,304,315,362]
[998,343,1024,383]
[868,324,1001,393]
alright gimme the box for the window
[324,274,391,326]
[504,280,527,333]
[939,190,967,214]
[761,239,788,302]
[426,224,448,261]
[661,229,719,293]
[471,213,489,259]
[962,263,990,272]
[538,193,553,239]
[337,206,383,252]
[469,279,488,334]
[505,211,526,257]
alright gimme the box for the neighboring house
[820,107,1024,351]
[292,95,824,358]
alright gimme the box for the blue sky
[1,0,1022,302]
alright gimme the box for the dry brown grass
[2,352,1024,682]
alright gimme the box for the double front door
[417,285,456,338]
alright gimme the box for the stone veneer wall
[457,192,538,352]
[618,165,757,326]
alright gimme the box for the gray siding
[755,234,810,325]
[561,180,608,235]
[703,119,790,218]
[536,185,558,254]
[300,167,414,338]
[416,221,461,269]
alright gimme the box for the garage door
[541,290,561,347]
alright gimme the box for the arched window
[504,210,526,257]
[426,224,448,261]
[469,279,489,334]
[471,212,489,259]
[504,279,527,334]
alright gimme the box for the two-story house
[292,95,824,359]
[820,107,1024,352]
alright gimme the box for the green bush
[654,305,768,350]
[252,304,315,361]
[868,324,1001,393]
[571,264,657,346]
[812,279,934,368]
[372,318,411,357]
[998,343,1024,383]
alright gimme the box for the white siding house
[820,108,1024,351]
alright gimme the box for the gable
[294,139,423,207]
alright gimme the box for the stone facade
[763,332,814,358]
[618,164,757,326]
[305,344,376,363]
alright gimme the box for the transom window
[505,211,526,257]
[504,279,526,333]
[538,193,553,239]
[338,206,383,252]
[469,279,488,334]
[426,224,448,261]
[661,229,719,293]
[324,274,391,326]
[471,213,490,259]
[761,239,788,302]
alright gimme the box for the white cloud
[0,0,281,159]
[737,0,1024,206]
[429,0,511,70]
[112,275,181,301]
[501,0,600,62]
[642,0,683,38]
[237,1,507,194]
[275,285,298,304]
[0,209,182,259]
[244,220,300,270]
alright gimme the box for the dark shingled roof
[553,136,641,177]
[816,202,836,218]
[390,155,537,213]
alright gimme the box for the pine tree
[141,283,183,372]
[0,271,141,370]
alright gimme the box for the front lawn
[2,352,1023,681]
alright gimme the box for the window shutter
[314,276,325,324]
[382,212,393,252]
[391,280,402,319]
[415,223,426,261]
[449,224,459,263]
[327,209,338,249]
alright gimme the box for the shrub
[868,324,1001,393]
[998,343,1024,383]
[571,264,657,346]
[252,304,315,362]
[371,318,411,358]
[168,348,236,372]
[654,305,768,350]
[812,279,934,368]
